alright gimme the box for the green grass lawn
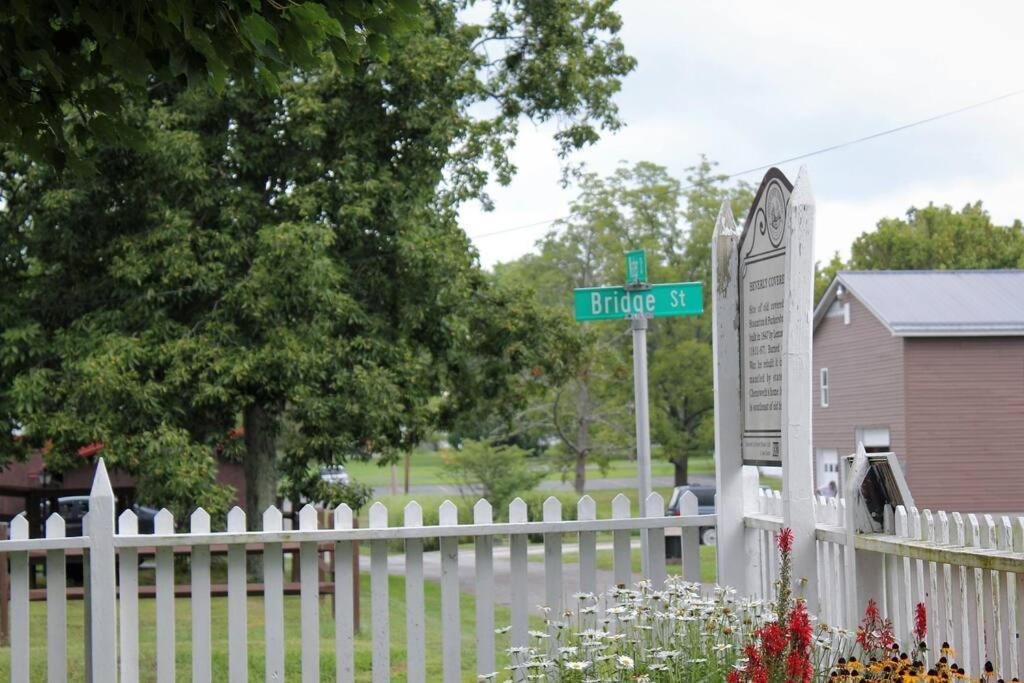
[0,576,523,682]
[343,451,714,489]
[529,544,717,584]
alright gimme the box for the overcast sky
[460,1,1024,271]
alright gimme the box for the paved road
[374,474,715,498]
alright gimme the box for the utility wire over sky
[467,87,1024,240]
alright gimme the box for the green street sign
[573,282,703,321]
[625,249,647,286]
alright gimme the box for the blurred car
[665,484,716,558]
[38,495,159,536]
[319,464,350,486]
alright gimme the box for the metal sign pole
[631,313,652,577]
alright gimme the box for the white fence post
[45,513,67,683]
[88,459,118,683]
[368,502,390,683]
[780,167,818,616]
[473,499,495,679]
[227,506,248,683]
[678,491,699,583]
[405,501,426,683]
[645,492,666,589]
[438,500,461,683]
[711,199,747,594]
[10,514,28,683]
[118,510,140,683]
[191,508,212,683]
[299,504,321,683]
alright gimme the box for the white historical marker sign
[738,169,793,465]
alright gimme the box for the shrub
[442,439,546,518]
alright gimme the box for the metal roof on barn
[813,270,1024,336]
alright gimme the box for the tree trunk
[243,404,279,525]
[243,404,278,577]
[574,378,591,495]
[403,451,411,494]
[673,455,689,487]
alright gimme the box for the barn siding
[904,336,1024,512]
[812,295,906,485]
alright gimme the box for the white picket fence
[0,461,708,683]
[743,486,1024,680]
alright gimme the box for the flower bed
[484,529,1019,682]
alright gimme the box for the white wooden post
[88,459,118,682]
[118,510,140,683]
[299,504,320,683]
[711,199,747,593]
[508,497,528,652]
[368,502,390,683]
[543,496,563,622]
[404,501,426,683]
[678,490,699,583]
[262,506,284,683]
[334,504,356,683]
[226,506,248,683]
[780,166,818,615]
[645,492,667,589]
[473,499,495,679]
[154,509,175,683]
[191,508,212,683]
[46,513,67,683]
[438,500,461,683]
[10,514,29,683]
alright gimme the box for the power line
[467,87,1024,240]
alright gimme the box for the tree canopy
[814,202,1024,302]
[0,0,422,171]
[494,158,752,489]
[0,0,634,520]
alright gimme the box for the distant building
[812,270,1024,513]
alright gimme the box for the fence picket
[299,505,321,683]
[982,515,1002,677]
[922,510,940,657]
[998,516,1013,679]
[508,497,528,654]
[154,509,176,683]
[611,494,632,588]
[118,510,140,683]
[369,502,390,683]
[895,507,912,641]
[405,501,426,683]
[577,495,598,627]
[88,460,118,682]
[334,505,355,683]
[577,496,597,597]
[439,500,461,683]
[646,492,667,588]
[950,512,971,674]
[937,511,954,650]
[967,514,985,676]
[10,514,28,683]
[263,506,285,683]
[473,499,495,679]
[44,514,66,683]
[543,496,563,622]
[1013,518,1024,680]
[190,508,213,683]
[227,507,248,683]
[676,491,697,584]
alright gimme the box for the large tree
[814,202,1024,303]
[0,0,634,522]
[0,0,421,171]
[495,158,753,491]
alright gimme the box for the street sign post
[573,250,703,575]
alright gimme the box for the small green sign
[573,282,703,321]
[625,250,648,286]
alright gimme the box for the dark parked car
[665,485,716,558]
[39,496,160,536]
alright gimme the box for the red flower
[856,599,896,659]
[776,527,794,554]
[914,602,927,644]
